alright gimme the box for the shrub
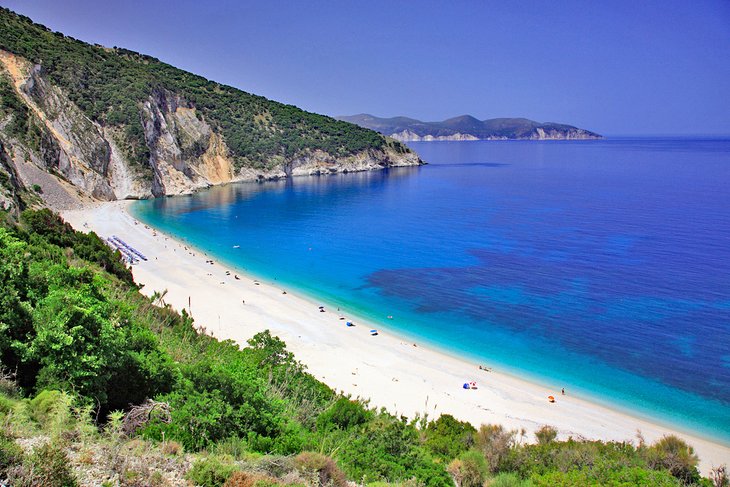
[710,465,729,487]
[0,428,23,476]
[529,465,681,486]
[28,390,74,435]
[186,455,238,487]
[423,414,476,463]
[294,451,347,487]
[336,416,451,485]
[487,472,530,487]
[13,442,78,487]
[31,184,42,194]
[534,425,557,445]
[212,437,251,460]
[145,358,288,452]
[475,424,515,473]
[0,369,18,397]
[316,397,368,431]
[150,471,165,486]
[646,435,700,484]
[0,394,15,415]
[223,471,281,487]
[256,455,297,478]
[447,450,487,487]
[161,440,183,456]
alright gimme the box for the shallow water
[132,138,730,443]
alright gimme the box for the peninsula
[337,114,602,141]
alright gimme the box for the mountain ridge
[337,113,602,141]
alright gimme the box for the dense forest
[0,7,408,171]
[0,208,721,485]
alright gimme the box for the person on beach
[562,388,565,395]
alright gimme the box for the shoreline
[61,200,730,474]
[172,238,729,449]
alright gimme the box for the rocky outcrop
[287,147,421,176]
[391,127,599,142]
[390,130,479,142]
[0,50,421,203]
[0,140,23,213]
[140,88,234,197]
[529,127,599,140]
[22,63,117,200]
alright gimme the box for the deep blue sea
[132,138,730,444]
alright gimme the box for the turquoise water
[132,138,730,444]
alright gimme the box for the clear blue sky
[3,0,729,135]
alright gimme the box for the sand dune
[62,201,730,474]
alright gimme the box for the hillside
[338,114,602,141]
[0,8,419,201]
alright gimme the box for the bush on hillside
[186,455,238,487]
[0,427,23,477]
[447,450,488,487]
[9,442,78,487]
[529,465,681,486]
[336,416,451,486]
[423,414,476,463]
[646,435,700,484]
[475,424,515,473]
[294,451,346,487]
[316,397,369,432]
[534,425,557,445]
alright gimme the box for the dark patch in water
[366,248,730,404]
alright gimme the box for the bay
[132,138,730,443]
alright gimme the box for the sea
[131,138,730,444]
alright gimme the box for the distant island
[337,114,602,141]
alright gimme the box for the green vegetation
[0,7,409,171]
[0,208,722,485]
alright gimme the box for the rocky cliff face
[390,130,479,142]
[0,50,420,204]
[0,140,24,213]
[528,127,599,140]
[390,128,598,141]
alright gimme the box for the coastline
[61,200,730,474]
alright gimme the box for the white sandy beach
[62,200,729,474]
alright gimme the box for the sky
[3,0,730,135]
